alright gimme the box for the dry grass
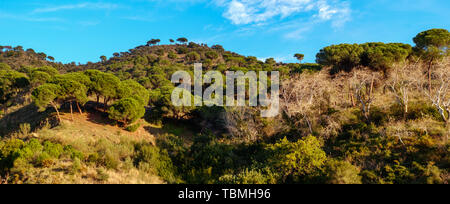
[16,112,165,184]
[37,112,156,146]
[16,160,164,184]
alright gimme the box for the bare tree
[280,71,331,135]
[385,61,423,120]
[224,106,261,142]
[349,69,381,120]
[420,59,450,124]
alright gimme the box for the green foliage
[51,74,89,105]
[316,43,364,73]
[118,79,150,106]
[84,69,121,101]
[316,43,412,73]
[0,63,11,70]
[265,58,276,65]
[324,159,362,184]
[108,98,145,126]
[32,66,59,76]
[292,63,323,73]
[0,138,79,179]
[19,123,31,137]
[125,123,141,132]
[31,83,60,111]
[205,51,219,60]
[361,43,412,72]
[147,39,161,46]
[413,28,450,61]
[390,102,442,121]
[134,143,179,183]
[185,52,200,62]
[30,71,51,87]
[177,37,188,44]
[218,168,278,184]
[266,136,327,179]
[412,28,450,83]
[176,47,189,54]
[294,53,305,62]
[0,69,30,111]
[168,51,177,59]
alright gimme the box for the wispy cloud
[32,2,119,14]
[0,12,63,22]
[216,0,351,26]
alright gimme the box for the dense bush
[134,143,180,183]
[108,98,145,127]
[324,159,362,184]
[316,42,412,73]
[266,136,327,181]
[125,123,141,132]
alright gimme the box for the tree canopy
[108,97,145,126]
[413,28,450,61]
[294,53,305,63]
[147,39,161,46]
[177,37,188,44]
[118,79,150,106]
[316,43,412,73]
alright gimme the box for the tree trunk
[428,60,433,95]
[51,102,61,122]
[70,101,74,121]
[76,102,83,114]
[350,92,356,107]
[103,97,108,112]
[304,114,313,135]
[404,104,408,121]
[369,76,375,98]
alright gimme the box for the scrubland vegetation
[0,29,449,184]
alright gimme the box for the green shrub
[134,143,179,183]
[108,97,146,127]
[71,158,82,174]
[177,47,188,54]
[64,145,85,161]
[324,159,362,184]
[125,123,141,132]
[390,102,441,121]
[100,149,120,170]
[293,63,323,73]
[43,141,63,158]
[36,152,54,167]
[266,136,327,180]
[96,168,109,182]
[168,51,177,59]
[185,52,200,62]
[218,168,278,184]
[361,170,382,184]
[87,153,100,164]
[19,123,31,137]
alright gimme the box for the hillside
[0,46,61,70]
[1,29,449,184]
[0,111,164,184]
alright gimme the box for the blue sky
[0,0,449,63]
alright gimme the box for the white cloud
[0,12,63,22]
[216,0,351,26]
[32,2,119,14]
